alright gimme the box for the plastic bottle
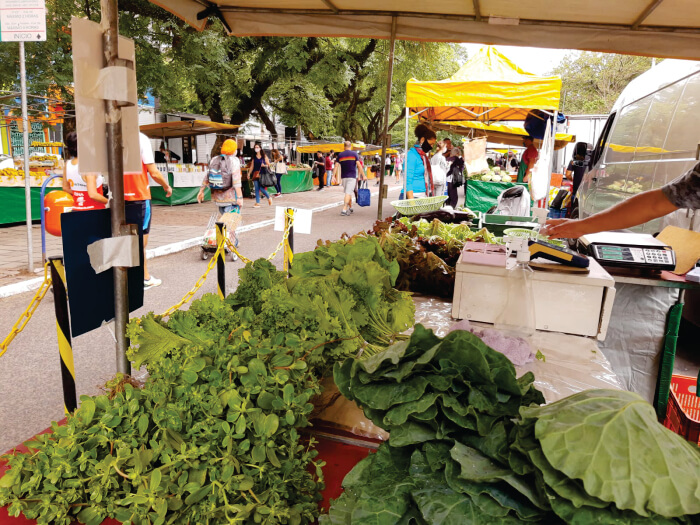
[494,237,536,341]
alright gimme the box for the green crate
[479,214,537,236]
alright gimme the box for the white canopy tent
[149,0,700,60]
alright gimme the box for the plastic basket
[391,195,448,216]
[663,374,700,446]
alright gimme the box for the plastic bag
[495,186,531,216]
[530,118,551,201]
[463,137,489,175]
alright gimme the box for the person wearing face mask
[246,142,273,207]
[404,124,437,199]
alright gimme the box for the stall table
[0,186,60,225]
[149,166,210,206]
[464,179,528,213]
[281,168,313,193]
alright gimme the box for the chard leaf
[522,389,700,517]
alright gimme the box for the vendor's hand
[541,218,588,239]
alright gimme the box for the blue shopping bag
[357,180,371,207]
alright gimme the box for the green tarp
[464,179,528,213]
[1,187,60,225]
[281,168,313,193]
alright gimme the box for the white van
[576,59,700,233]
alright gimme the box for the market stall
[404,46,563,203]
[139,120,240,205]
[0,139,63,225]
[280,166,314,193]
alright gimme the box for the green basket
[391,195,448,216]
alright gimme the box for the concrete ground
[0,180,404,452]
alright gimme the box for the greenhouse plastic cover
[406,46,562,122]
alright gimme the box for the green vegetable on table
[0,236,415,525]
[324,326,700,524]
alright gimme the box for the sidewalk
[0,178,403,288]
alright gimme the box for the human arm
[356,161,366,180]
[84,175,108,204]
[197,172,208,204]
[145,163,172,197]
[542,189,678,239]
[62,164,72,194]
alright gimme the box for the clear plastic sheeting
[597,283,679,403]
[413,295,623,403]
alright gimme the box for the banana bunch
[1,168,20,177]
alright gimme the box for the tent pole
[377,15,397,221]
[101,0,130,375]
[545,110,558,209]
[403,107,409,198]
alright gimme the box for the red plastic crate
[664,374,700,446]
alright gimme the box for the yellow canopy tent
[361,148,399,156]
[296,143,364,153]
[432,121,575,151]
[406,46,561,123]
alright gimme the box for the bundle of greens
[324,326,700,524]
[365,219,502,297]
[0,237,415,525]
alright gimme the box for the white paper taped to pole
[275,207,312,235]
[87,235,139,274]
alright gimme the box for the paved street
[0,181,404,452]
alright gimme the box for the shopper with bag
[333,141,366,216]
[446,147,465,209]
[246,142,273,208]
[404,124,437,199]
[430,141,449,197]
[272,149,286,197]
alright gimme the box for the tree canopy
[0,0,465,151]
[551,51,654,115]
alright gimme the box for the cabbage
[481,174,493,182]
[502,175,513,183]
[491,175,502,182]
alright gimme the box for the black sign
[61,208,144,337]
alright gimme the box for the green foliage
[551,52,654,114]
[0,238,414,524]
[324,327,699,524]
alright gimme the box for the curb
[0,186,401,299]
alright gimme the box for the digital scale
[578,232,676,271]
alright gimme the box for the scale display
[579,232,676,271]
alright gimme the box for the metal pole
[403,107,409,199]
[215,221,225,299]
[101,0,130,375]
[19,42,34,273]
[377,16,397,221]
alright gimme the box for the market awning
[139,120,240,139]
[407,46,561,122]
[361,148,399,156]
[296,143,364,153]
[146,1,700,60]
[433,120,575,150]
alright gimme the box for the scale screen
[591,244,674,269]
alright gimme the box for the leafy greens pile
[365,218,501,297]
[323,325,700,524]
[0,236,415,525]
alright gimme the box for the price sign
[0,0,47,42]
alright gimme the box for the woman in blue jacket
[404,124,437,199]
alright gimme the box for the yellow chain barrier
[0,262,52,359]
[225,210,294,264]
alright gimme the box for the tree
[552,52,654,114]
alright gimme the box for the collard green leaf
[390,421,437,447]
[352,376,430,411]
[522,389,700,517]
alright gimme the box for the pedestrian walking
[446,147,464,209]
[313,151,326,190]
[333,141,366,216]
[272,149,286,197]
[61,132,108,211]
[325,151,334,187]
[430,141,449,197]
[125,133,173,290]
[246,142,273,208]
[395,153,403,184]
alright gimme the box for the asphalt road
[0,198,398,452]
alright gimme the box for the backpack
[208,155,232,190]
[450,159,465,188]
